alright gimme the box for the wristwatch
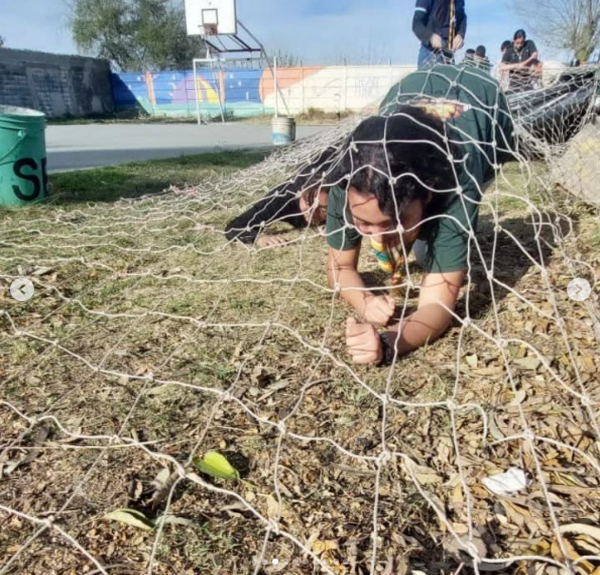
[378,332,397,366]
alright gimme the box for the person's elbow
[416,303,454,347]
[224,222,237,243]
[416,270,464,341]
[434,306,454,336]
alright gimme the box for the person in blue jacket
[413,0,467,69]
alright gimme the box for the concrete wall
[0,48,114,118]
[113,65,417,119]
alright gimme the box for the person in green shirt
[326,64,515,365]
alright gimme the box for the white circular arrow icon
[10,278,35,302]
[567,278,592,302]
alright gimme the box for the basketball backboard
[185,0,238,37]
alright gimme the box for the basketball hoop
[202,23,219,37]
[185,0,237,37]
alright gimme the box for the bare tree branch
[510,0,600,61]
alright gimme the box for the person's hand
[346,318,383,365]
[430,33,443,49]
[256,235,288,248]
[362,294,395,326]
[452,34,464,51]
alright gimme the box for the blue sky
[0,0,560,66]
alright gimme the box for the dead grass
[241,109,356,126]
[0,152,599,575]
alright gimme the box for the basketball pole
[186,1,291,123]
[274,56,279,118]
[193,58,202,125]
[236,21,291,117]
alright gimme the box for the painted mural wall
[112,65,417,119]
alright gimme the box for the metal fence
[111,64,417,121]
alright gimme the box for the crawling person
[224,145,341,248]
[324,64,515,365]
[224,139,413,286]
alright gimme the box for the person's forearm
[225,223,259,244]
[412,12,431,44]
[328,266,371,314]
[386,303,453,355]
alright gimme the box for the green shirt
[326,65,514,274]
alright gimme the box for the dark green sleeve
[326,186,361,251]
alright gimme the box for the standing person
[500,29,540,91]
[464,48,476,65]
[413,0,467,69]
[475,45,492,73]
[325,65,514,365]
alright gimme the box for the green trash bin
[0,105,48,207]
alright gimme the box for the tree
[0,35,5,48]
[511,0,600,62]
[69,0,206,72]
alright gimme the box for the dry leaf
[513,356,542,371]
[509,389,527,406]
[156,515,194,528]
[104,509,154,531]
[551,537,595,573]
[312,540,339,554]
[145,386,173,396]
[573,535,600,555]
[266,494,280,520]
[403,460,443,485]
[559,524,600,543]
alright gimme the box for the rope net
[1,64,600,575]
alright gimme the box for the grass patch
[46,111,198,126]
[1,139,599,575]
[45,150,268,204]
[47,108,354,127]
[240,109,356,126]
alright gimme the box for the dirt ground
[1,146,599,575]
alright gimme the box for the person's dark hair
[514,29,526,41]
[337,108,462,224]
[301,185,323,211]
[475,45,486,58]
[501,40,512,52]
[466,48,475,55]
